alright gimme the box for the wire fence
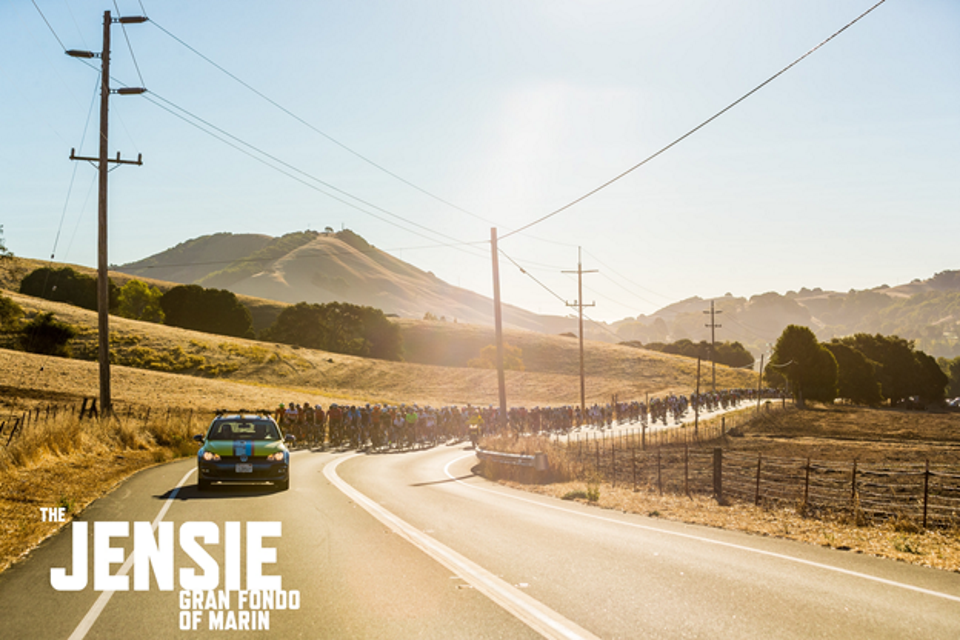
[1,398,200,447]
[560,432,960,529]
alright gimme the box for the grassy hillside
[0,286,756,411]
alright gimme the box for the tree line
[768,324,950,408]
[624,338,755,368]
[10,266,403,361]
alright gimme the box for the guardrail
[476,447,549,471]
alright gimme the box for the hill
[116,229,581,335]
[0,287,756,410]
[612,271,960,358]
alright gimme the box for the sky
[2,0,958,324]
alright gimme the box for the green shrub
[0,295,24,329]
[19,312,77,356]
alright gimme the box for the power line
[140,91,490,261]
[113,0,146,86]
[147,19,584,252]
[30,0,66,51]
[500,0,888,240]
[51,75,101,262]
[149,19,501,230]
[582,248,674,302]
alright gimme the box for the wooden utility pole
[756,353,765,414]
[490,228,508,430]
[704,300,722,393]
[563,248,597,417]
[694,356,701,436]
[67,11,146,417]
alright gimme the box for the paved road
[1,445,957,639]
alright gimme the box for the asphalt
[0,443,957,639]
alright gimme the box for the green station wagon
[194,413,293,491]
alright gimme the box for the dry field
[481,405,960,572]
[0,288,757,411]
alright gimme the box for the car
[194,412,294,491]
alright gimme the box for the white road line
[444,453,960,605]
[67,466,196,640]
[324,454,601,640]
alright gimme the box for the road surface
[0,444,957,638]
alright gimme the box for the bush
[261,301,403,360]
[0,295,24,329]
[116,279,164,323]
[160,284,253,338]
[19,312,77,356]
[20,267,118,311]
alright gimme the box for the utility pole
[563,248,597,418]
[703,300,722,393]
[756,353,765,414]
[490,228,508,431]
[67,11,147,417]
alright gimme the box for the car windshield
[207,420,280,441]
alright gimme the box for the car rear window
[207,420,280,441]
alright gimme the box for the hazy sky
[2,0,958,324]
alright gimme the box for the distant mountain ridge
[117,230,574,333]
[116,230,960,358]
[612,272,960,358]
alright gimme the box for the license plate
[235,463,253,473]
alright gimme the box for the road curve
[0,444,957,639]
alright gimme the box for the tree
[160,285,253,338]
[769,324,837,408]
[116,280,164,323]
[0,225,12,258]
[838,334,917,406]
[715,341,756,368]
[824,342,883,405]
[20,266,118,312]
[939,356,960,399]
[260,301,403,360]
[0,295,24,329]
[837,333,948,406]
[914,351,948,404]
[468,343,525,371]
[19,312,77,357]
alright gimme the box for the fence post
[595,440,600,476]
[850,460,858,506]
[922,459,930,530]
[713,448,723,504]
[684,443,689,498]
[611,442,616,488]
[754,453,762,506]
[632,447,637,492]
[656,448,662,495]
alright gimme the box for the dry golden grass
[480,406,960,572]
[0,408,211,573]
[0,287,756,410]
[510,481,960,572]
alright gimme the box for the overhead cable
[500,0,888,240]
